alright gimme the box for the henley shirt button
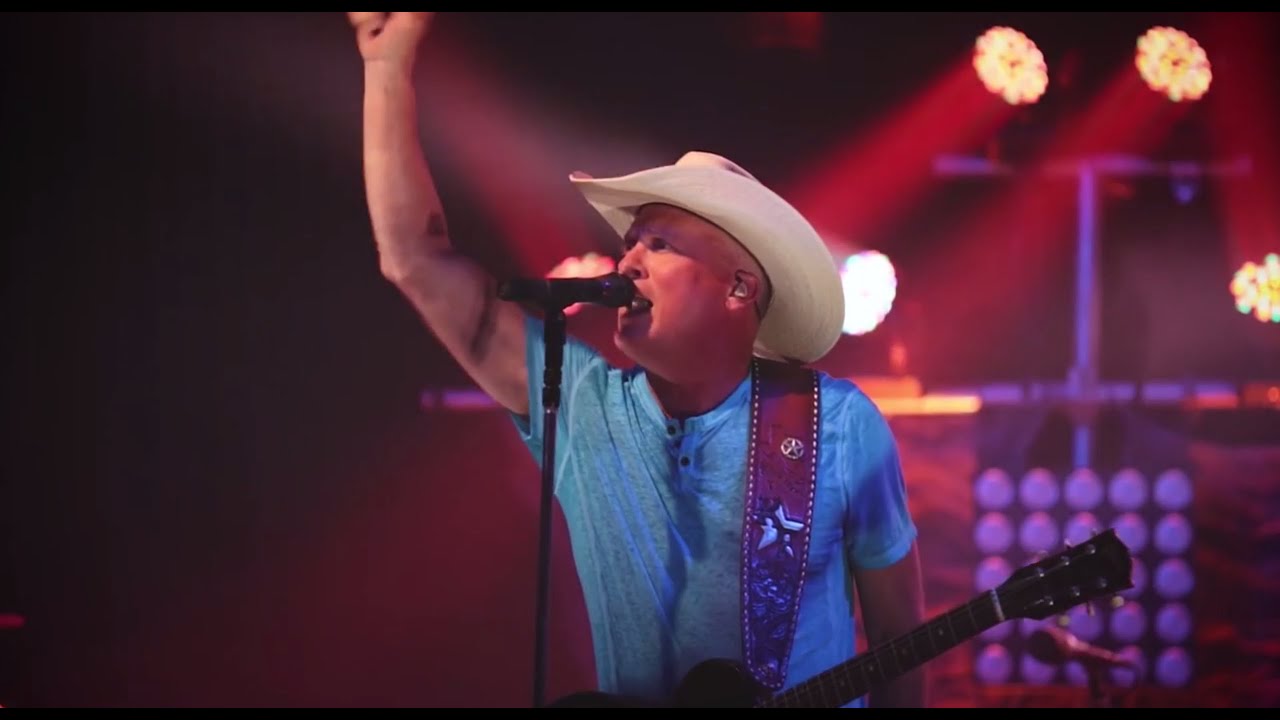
[680,456,691,467]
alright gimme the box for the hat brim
[570,164,844,364]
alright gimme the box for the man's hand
[347,12,435,66]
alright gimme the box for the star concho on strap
[739,357,820,691]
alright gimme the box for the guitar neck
[761,589,1007,708]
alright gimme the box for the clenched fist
[348,12,435,65]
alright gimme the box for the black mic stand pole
[496,272,634,707]
[532,305,566,709]
[1085,663,1111,708]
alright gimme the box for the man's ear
[729,270,762,312]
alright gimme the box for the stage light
[839,250,897,336]
[973,27,1048,105]
[1136,26,1212,102]
[1063,467,1104,512]
[971,464,1196,689]
[975,467,1015,510]
[975,643,1014,685]
[1230,253,1280,324]
[1101,467,1197,690]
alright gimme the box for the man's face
[614,204,763,368]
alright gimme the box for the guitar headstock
[996,528,1134,620]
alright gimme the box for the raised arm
[349,12,530,416]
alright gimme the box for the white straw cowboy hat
[569,151,844,364]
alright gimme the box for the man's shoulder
[814,370,883,420]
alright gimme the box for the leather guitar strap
[739,356,820,691]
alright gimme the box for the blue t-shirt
[511,314,917,706]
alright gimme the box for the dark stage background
[2,12,1277,707]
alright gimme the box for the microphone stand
[532,306,566,709]
[1084,663,1111,708]
[495,272,634,708]
[1085,659,1141,708]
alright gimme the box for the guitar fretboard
[761,590,1005,708]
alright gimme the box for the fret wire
[830,673,843,707]
[911,625,929,664]
[886,636,901,677]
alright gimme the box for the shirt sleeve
[842,392,918,570]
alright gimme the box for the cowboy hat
[569,151,844,364]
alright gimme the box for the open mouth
[626,293,653,315]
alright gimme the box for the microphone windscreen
[1027,628,1066,665]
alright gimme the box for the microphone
[1028,626,1135,669]
[498,272,636,311]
